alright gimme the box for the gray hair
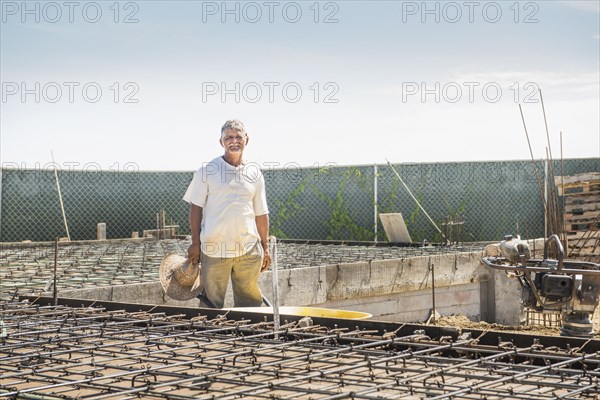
[221,119,246,136]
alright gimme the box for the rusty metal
[53,238,58,306]
[1,298,598,399]
[1,239,486,301]
[431,260,436,324]
[483,234,600,337]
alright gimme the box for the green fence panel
[1,158,597,242]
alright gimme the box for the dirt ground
[432,314,596,337]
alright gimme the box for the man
[184,119,270,308]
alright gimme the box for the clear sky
[1,0,599,171]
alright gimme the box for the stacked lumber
[554,172,600,260]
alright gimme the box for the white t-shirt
[183,156,269,258]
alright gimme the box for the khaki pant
[200,242,263,308]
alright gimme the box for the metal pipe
[53,238,58,306]
[543,233,564,270]
[269,236,280,336]
[430,259,436,323]
[481,257,598,275]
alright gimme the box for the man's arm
[255,214,270,272]
[187,204,203,264]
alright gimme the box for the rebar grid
[0,239,486,301]
[0,240,188,300]
[1,301,598,399]
[526,310,563,328]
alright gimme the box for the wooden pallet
[564,222,600,232]
[567,239,600,251]
[564,195,600,215]
[556,173,600,260]
[566,230,600,259]
[565,194,600,206]
[556,174,599,217]
[554,172,600,196]
[563,210,600,222]
[565,230,600,240]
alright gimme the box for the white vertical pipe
[269,236,280,336]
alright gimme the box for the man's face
[220,128,248,155]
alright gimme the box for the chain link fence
[1,158,597,243]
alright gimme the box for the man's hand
[256,215,270,271]
[188,241,200,265]
[261,247,272,272]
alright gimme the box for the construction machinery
[483,234,600,337]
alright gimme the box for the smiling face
[220,128,249,157]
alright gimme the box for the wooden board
[564,201,600,213]
[563,210,600,223]
[565,222,600,232]
[555,172,600,186]
[379,213,412,243]
[568,250,599,259]
[568,240,599,250]
[559,186,600,197]
[555,172,600,196]
[565,230,600,240]
[558,172,600,249]
[567,229,599,259]
[565,194,600,206]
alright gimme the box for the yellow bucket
[224,306,371,320]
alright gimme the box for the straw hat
[159,253,203,300]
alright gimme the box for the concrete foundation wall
[48,239,545,324]
[488,268,525,325]
[48,248,495,323]
[321,282,483,323]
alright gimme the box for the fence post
[0,170,3,242]
[544,159,548,238]
[373,164,378,242]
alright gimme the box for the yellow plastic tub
[224,306,371,320]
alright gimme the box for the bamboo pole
[385,159,446,242]
[540,90,562,238]
[518,104,548,235]
[51,151,70,241]
[560,131,566,241]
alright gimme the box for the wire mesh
[0,239,187,301]
[1,158,598,242]
[1,300,599,399]
[0,238,486,301]
[525,310,563,328]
